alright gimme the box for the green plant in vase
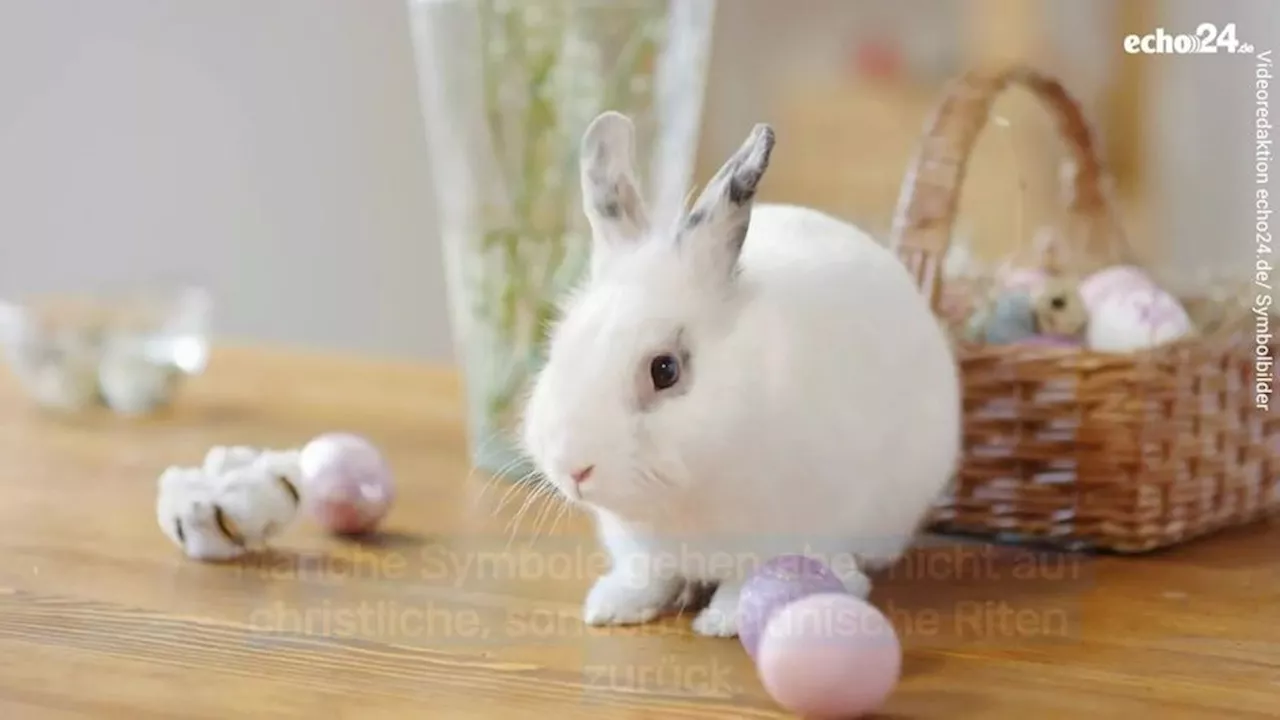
[408,0,714,478]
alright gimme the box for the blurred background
[0,0,1275,362]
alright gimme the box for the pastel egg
[1078,266,1192,352]
[757,593,902,719]
[299,433,394,535]
[978,292,1039,345]
[739,555,846,661]
[1076,265,1153,308]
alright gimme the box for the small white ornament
[1078,265,1192,353]
[156,453,303,562]
[203,445,300,477]
[203,445,262,475]
[156,466,247,561]
[213,463,301,545]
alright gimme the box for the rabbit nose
[570,465,595,485]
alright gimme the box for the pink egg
[299,432,394,535]
[757,593,902,719]
[1076,265,1152,310]
[739,555,846,661]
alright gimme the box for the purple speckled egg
[738,555,845,661]
[299,432,394,535]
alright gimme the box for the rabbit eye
[649,354,681,391]
[1050,296,1067,310]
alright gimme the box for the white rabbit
[519,112,962,637]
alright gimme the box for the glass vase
[407,0,715,477]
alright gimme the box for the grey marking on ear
[675,123,774,279]
[728,162,763,205]
[579,111,651,256]
[596,182,623,219]
[174,518,186,546]
[727,125,774,205]
[680,123,775,235]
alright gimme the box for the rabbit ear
[678,123,775,283]
[580,112,651,275]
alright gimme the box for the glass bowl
[0,286,211,415]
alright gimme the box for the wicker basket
[890,64,1280,553]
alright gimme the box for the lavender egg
[739,555,846,661]
[299,432,394,535]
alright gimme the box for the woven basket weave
[890,65,1280,553]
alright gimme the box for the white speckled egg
[1078,266,1192,352]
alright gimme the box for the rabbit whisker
[526,484,562,547]
[505,479,553,550]
[491,468,541,518]
[546,498,574,537]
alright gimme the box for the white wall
[2,0,1273,364]
[0,0,958,367]
[1149,0,1280,274]
[0,0,452,361]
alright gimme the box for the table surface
[1,346,1277,719]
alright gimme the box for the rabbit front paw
[691,583,740,637]
[583,572,682,626]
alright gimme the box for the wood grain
[0,345,1276,718]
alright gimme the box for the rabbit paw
[833,565,873,599]
[583,572,682,627]
[691,583,740,638]
[829,554,874,598]
[670,578,717,614]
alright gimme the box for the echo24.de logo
[1124,22,1256,55]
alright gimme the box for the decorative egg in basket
[1077,265,1192,352]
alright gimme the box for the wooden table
[1,346,1276,718]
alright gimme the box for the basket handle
[888,65,1132,311]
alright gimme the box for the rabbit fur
[520,112,961,637]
